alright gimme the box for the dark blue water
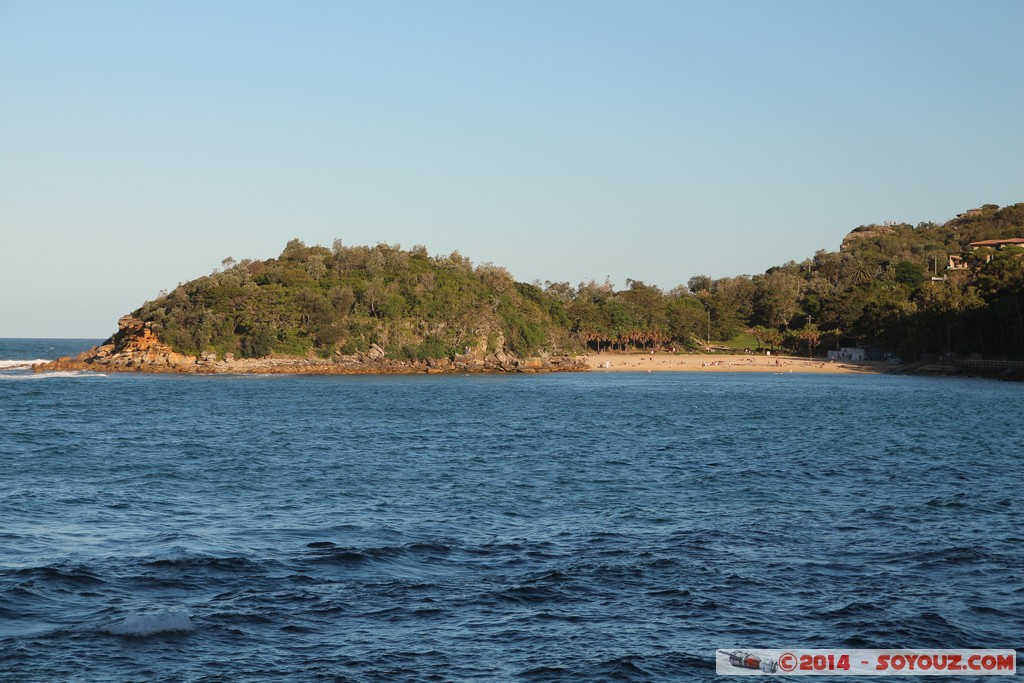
[1,340,1021,681]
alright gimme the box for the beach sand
[583,352,890,375]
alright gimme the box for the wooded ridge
[55,202,1024,367]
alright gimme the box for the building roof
[968,238,1024,248]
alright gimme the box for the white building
[827,347,865,361]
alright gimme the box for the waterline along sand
[583,353,890,374]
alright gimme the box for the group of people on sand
[586,350,878,375]
[701,357,768,368]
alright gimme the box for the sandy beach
[583,352,891,374]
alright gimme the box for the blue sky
[1,0,1021,337]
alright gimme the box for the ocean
[1,339,1021,681]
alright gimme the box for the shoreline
[23,314,1013,380]
[32,350,889,376]
[582,352,892,375]
[28,316,590,376]
[31,352,589,376]
[27,351,1019,380]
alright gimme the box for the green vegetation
[135,241,575,360]
[717,331,759,352]
[134,202,1024,361]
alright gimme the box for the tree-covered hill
[551,202,1024,360]
[132,202,1024,362]
[766,203,1024,359]
[134,240,575,360]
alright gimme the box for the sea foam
[107,610,194,636]
[0,359,51,369]
[0,371,106,380]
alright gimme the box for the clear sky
[1,0,1021,337]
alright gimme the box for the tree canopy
[133,203,1024,361]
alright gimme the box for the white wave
[0,359,51,369]
[107,609,194,636]
[0,371,107,380]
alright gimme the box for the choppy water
[1,339,1022,681]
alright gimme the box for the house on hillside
[968,238,1024,263]
[945,238,1024,270]
[947,254,968,270]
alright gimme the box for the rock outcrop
[839,225,897,252]
[34,316,200,373]
[33,316,587,376]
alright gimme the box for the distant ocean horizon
[1,338,1021,681]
